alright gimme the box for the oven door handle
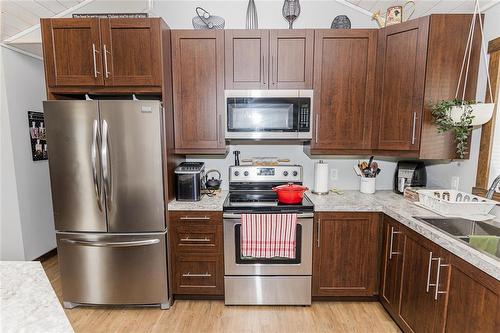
[223,212,314,219]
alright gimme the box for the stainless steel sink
[414,217,500,259]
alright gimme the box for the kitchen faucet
[486,174,500,199]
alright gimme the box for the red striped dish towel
[240,214,298,259]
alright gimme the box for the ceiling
[1,0,499,58]
[1,0,88,41]
[348,0,499,18]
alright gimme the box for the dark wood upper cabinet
[269,29,314,89]
[312,212,381,297]
[100,19,162,87]
[310,30,377,153]
[375,17,429,152]
[41,18,104,87]
[172,30,225,154]
[225,29,313,90]
[380,217,405,319]
[41,18,164,92]
[374,15,481,158]
[225,30,268,89]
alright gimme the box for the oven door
[223,213,313,276]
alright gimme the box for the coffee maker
[394,161,427,194]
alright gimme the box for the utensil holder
[360,177,376,194]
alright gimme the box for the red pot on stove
[272,183,309,204]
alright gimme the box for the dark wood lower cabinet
[399,234,449,333]
[380,217,405,318]
[380,215,498,333]
[169,211,224,296]
[445,256,499,333]
[312,212,381,297]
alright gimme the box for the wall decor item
[430,0,495,158]
[192,7,225,29]
[371,1,415,28]
[331,15,351,29]
[246,0,258,29]
[28,111,48,161]
[282,0,301,29]
[73,13,148,18]
[385,6,403,26]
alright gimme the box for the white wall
[0,46,55,260]
[1,50,25,260]
[425,3,500,193]
[154,0,377,29]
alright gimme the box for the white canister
[360,177,376,194]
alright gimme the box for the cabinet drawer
[173,254,223,295]
[173,225,221,253]
[170,211,222,225]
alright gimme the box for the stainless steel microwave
[224,90,313,140]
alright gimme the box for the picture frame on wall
[28,111,48,161]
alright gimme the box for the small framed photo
[386,6,403,26]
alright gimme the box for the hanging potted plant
[431,99,475,158]
[431,0,495,158]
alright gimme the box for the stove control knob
[234,171,240,176]
[292,171,298,177]
[283,171,289,176]
[244,171,249,176]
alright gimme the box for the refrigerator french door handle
[91,120,102,211]
[101,119,112,210]
[61,238,160,247]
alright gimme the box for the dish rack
[416,190,497,219]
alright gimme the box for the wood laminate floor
[42,256,400,333]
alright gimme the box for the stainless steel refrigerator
[44,100,170,309]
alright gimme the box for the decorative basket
[416,190,497,218]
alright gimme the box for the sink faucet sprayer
[486,174,500,199]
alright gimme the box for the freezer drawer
[57,232,169,308]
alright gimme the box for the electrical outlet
[330,169,338,181]
[451,176,460,190]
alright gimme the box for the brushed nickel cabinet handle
[182,272,211,277]
[389,227,402,259]
[411,111,417,145]
[316,219,321,247]
[426,251,434,292]
[434,258,449,300]
[315,114,319,143]
[271,55,275,86]
[180,216,211,220]
[92,43,100,78]
[218,114,223,144]
[180,237,211,242]
[103,44,110,78]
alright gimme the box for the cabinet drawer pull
[180,216,211,220]
[411,111,417,145]
[434,257,449,300]
[315,114,319,143]
[389,227,402,259]
[180,237,211,242]
[426,251,437,292]
[182,272,211,277]
[262,54,266,86]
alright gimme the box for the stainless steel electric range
[223,165,314,305]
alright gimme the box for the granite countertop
[167,189,499,279]
[167,191,229,211]
[308,190,500,280]
[0,261,74,333]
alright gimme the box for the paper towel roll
[313,161,329,194]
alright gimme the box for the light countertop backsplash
[187,144,398,191]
